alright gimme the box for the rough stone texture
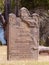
[20,7,39,51]
[7,7,39,60]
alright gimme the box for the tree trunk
[15,0,20,17]
[4,0,11,21]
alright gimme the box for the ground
[0,46,49,65]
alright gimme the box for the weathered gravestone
[7,7,39,60]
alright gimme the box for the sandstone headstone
[20,7,39,51]
[7,8,39,60]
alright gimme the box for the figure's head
[20,7,30,17]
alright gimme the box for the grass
[0,61,49,65]
[0,46,49,65]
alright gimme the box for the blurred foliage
[45,37,49,46]
[20,0,34,10]
[0,41,2,45]
[0,0,4,13]
[21,0,49,10]
[10,0,16,12]
[39,40,45,46]
[1,0,49,12]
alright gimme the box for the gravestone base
[7,14,39,60]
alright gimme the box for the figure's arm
[21,14,36,27]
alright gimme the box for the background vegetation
[0,0,4,13]
[0,0,49,46]
[20,0,49,10]
[1,0,49,13]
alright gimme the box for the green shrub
[39,40,45,46]
[0,0,4,13]
[0,41,2,45]
[20,0,49,10]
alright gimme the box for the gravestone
[7,8,39,60]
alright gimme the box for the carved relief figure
[20,7,39,50]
